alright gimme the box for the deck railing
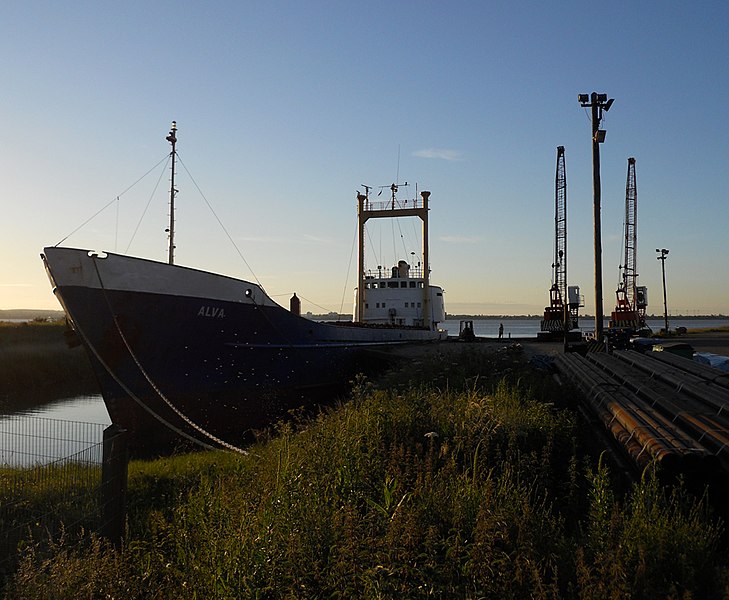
[362,198,422,212]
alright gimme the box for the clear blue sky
[2,1,727,316]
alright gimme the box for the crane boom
[554,145,567,308]
[540,146,582,336]
[610,157,647,330]
[622,157,637,309]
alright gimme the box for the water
[442,318,729,338]
[1,394,110,423]
[0,395,109,466]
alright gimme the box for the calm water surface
[0,395,109,466]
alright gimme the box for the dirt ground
[519,330,729,357]
[396,330,729,362]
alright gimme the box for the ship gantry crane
[609,157,648,332]
[539,146,583,338]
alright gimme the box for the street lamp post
[656,248,669,333]
[578,92,614,341]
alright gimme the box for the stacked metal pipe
[555,349,729,476]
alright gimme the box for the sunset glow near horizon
[1,3,727,317]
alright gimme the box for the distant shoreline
[0,309,65,321]
[2,309,727,322]
[445,314,729,320]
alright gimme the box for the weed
[2,347,727,598]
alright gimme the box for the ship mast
[166,121,178,265]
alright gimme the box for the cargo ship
[41,123,446,452]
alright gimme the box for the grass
[0,321,97,412]
[0,461,102,580]
[2,346,729,598]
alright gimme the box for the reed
[0,322,96,412]
[4,347,728,598]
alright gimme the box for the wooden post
[100,424,128,548]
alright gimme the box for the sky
[1,1,728,317]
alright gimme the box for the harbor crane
[539,146,583,339]
[609,157,648,331]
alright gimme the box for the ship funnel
[290,293,301,315]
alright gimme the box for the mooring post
[101,424,128,548]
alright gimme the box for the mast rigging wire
[54,154,170,247]
[125,156,170,253]
[339,214,359,317]
[177,154,263,289]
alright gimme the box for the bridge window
[409,282,416,288]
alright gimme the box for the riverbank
[3,345,728,598]
[0,322,97,413]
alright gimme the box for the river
[0,394,110,467]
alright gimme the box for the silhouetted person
[498,323,504,339]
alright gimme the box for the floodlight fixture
[604,98,614,112]
[578,93,589,104]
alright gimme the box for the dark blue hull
[42,246,443,453]
[63,286,411,451]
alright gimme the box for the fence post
[100,424,128,548]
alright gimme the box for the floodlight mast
[578,92,614,341]
[656,248,670,333]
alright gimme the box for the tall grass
[4,346,728,598]
[0,462,101,577]
[0,321,97,412]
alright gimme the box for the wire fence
[1,416,105,467]
[0,417,127,578]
